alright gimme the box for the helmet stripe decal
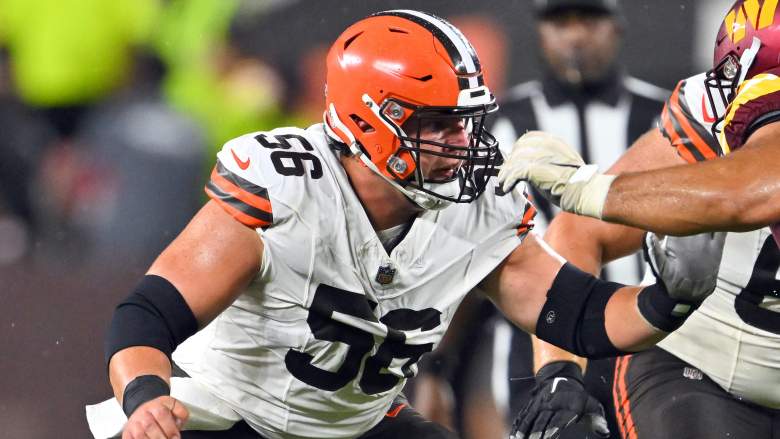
[374,10,483,90]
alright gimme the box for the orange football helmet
[324,10,499,209]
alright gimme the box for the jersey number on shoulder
[734,235,780,334]
[255,133,323,179]
[284,284,441,394]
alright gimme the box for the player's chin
[428,170,456,181]
[427,163,463,181]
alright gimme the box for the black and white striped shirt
[491,72,668,283]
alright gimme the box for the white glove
[497,131,616,219]
[644,232,727,303]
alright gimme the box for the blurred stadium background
[0,0,732,437]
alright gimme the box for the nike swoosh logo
[701,94,716,124]
[551,377,568,393]
[231,149,251,170]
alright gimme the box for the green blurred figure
[155,0,296,155]
[0,0,295,153]
[0,0,160,107]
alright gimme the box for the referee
[486,0,668,437]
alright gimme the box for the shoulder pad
[659,73,722,163]
[720,70,780,153]
[205,127,326,229]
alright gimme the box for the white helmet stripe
[376,9,482,90]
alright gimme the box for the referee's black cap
[534,0,620,18]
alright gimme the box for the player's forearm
[602,167,743,234]
[531,216,604,372]
[604,286,666,351]
[603,136,780,234]
[532,278,666,363]
[109,346,172,405]
[533,213,646,369]
[532,279,668,357]
[603,173,772,234]
[530,264,675,358]
[531,336,586,372]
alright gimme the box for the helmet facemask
[380,98,500,206]
[704,36,762,137]
[704,53,741,136]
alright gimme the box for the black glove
[510,361,609,439]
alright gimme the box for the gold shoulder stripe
[719,73,780,153]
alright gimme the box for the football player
[87,10,712,439]
[503,1,780,438]
[498,2,780,238]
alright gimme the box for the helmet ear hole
[349,114,375,133]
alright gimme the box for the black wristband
[535,361,583,384]
[637,283,695,332]
[122,375,170,417]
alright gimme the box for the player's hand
[644,232,727,303]
[497,131,615,219]
[510,361,609,439]
[122,396,188,439]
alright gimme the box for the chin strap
[737,37,762,86]
[324,103,451,211]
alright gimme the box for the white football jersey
[657,73,780,408]
[173,124,534,438]
[658,72,725,162]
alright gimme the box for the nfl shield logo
[375,263,396,285]
[683,367,703,381]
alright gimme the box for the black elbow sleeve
[105,275,199,365]
[535,263,629,359]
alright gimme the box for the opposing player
[498,4,780,237]
[87,11,712,439]
[505,1,780,438]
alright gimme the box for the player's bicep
[481,233,565,333]
[147,200,264,327]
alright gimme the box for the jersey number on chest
[284,284,442,394]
